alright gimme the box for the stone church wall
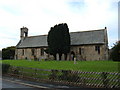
[15,44,108,61]
[70,44,108,61]
[15,48,53,60]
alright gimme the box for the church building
[15,27,108,61]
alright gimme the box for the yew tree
[47,23,70,60]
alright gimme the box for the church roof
[16,29,107,48]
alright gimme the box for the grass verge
[2,60,119,72]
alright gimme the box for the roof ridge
[70,29,105,34]
[27,28,106,37]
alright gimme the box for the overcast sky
[0,0,119,50]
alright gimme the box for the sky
[0,0,119,50]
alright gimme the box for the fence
[4,66,120,88]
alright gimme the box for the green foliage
[2,63,11,74]
[49,70,79,82]
[2,46,15,60]
[2,60,119,72]
[47,23,70,60]
[59,70,79,82]
[49,70,59,80]
[110,41,120,61]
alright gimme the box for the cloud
[0,0,119,50]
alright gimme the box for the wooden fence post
[34,68,37,80]
[101,72,108,88]
[21,67,23,78]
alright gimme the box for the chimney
[105,27,107,30]
[20,26,28,42]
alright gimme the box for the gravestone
[39,57,41,61]
[28,59,31,61]
[56,53,59,61]
[67,54,70,61]
[61,54,65,60]
[28,57,31,61]
[74,57,76,64]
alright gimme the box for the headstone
[39,57,41,61]
[74,57,76,64]
[56,53,59,61]
[67,54,70,61]
[44,53,47,59]
[28,58,31,61]
[61,54,65,60]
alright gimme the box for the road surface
[2,78,34,88]
[2,76,71,89]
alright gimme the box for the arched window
[24,32,28,37]
[79,48,81,55]
[31,48,35,56]
[95,46,100,54]
[71,51,75,60]
[22,49,24,56]
[41,48,44,56]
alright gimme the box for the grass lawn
[1,60,119,72]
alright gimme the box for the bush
[2,46,15,60]
[49,70,80,82]
[110,41,120,61]
[49,70,58,80]
[59,70,79,82]
[2,63,10,74]
[12,67,19,74]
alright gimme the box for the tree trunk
[65,53,67,60]
[53,54,56,60]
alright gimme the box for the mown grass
[2,60,119,72]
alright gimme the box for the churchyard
[2,60,119,72]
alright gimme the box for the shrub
[2,46,15,60]
[12,67,19,74]
[49,70,58,80]
[2,63,10,74]
[59,70,79,82]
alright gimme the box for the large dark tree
[2,46,15,60]
[110,41,120,61]
[47,23,70,60]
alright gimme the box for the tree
[47,23,70,60]
[2,46,15,60]
[110,41,120,61]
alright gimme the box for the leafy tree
[110,41,120,61]
[47,23,70,60]
[2,46,15,60]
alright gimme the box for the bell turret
[20,26,28,42]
